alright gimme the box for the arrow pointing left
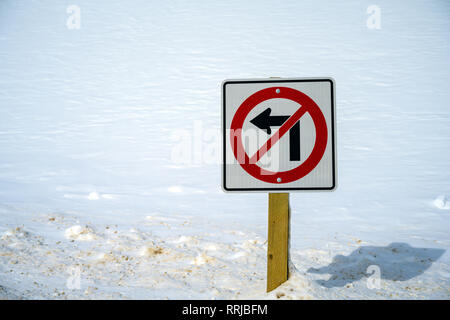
[250,108,289,135]
[250,107,301,161]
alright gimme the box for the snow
[0,0,449,299]
[64,225,97,241]
[434,195,450,210]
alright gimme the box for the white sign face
[222,78,336,192]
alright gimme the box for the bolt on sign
[222,78,336,192]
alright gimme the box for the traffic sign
[222,78,336,192]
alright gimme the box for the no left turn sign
[222,78,336,192]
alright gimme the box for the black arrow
[249,108,289,135]
[289,121,300,161]
[250,107,301,161]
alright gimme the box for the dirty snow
[0,0,449,299]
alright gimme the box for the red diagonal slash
[249,105,308,164]
[230,86,328,184]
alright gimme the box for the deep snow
[0,0,449,299]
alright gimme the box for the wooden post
[267,193,289,292]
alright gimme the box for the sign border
[222,77,337,192]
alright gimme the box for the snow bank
[64,225,98,241]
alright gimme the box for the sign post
[222,78,336,292]
[267,193,289,292]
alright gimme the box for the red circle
[230,87,328,184]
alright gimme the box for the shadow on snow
[307,242,445,288]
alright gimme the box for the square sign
[222,78,336,192]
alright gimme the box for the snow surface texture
[0,0,449,299]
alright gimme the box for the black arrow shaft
[289,121,301,161]
[268,115,289,127]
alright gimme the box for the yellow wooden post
[267,193,290,292]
